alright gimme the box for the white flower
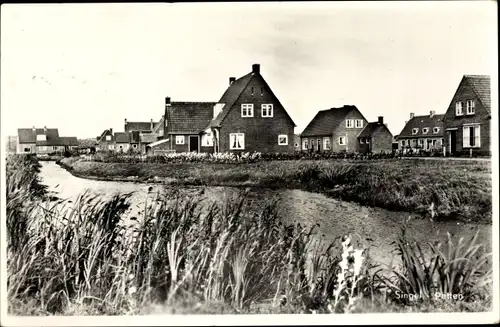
[128,286,137,295]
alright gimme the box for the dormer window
[466,100,475,114]
[36,134,46,141]
[422,128,429,134]
[412,128,419,135]
[241,104,254,117]
[455,101,464,116]
[433,127,440,134]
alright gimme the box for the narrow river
[38,161,492,268]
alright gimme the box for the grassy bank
[6,155,493,315]
[58,157,492,223]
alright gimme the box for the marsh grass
[7,155,493,314]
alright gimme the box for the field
[58,157,492,223]
[5,154,494,315]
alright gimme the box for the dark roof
[358,122,392,138]
[167,102,216,134]
[18,128,59,144]
[59,137,79,146]
[125,121,154,132]
[464,75,490,112]
[398,114,445,138]
[152,115,164,134]
[301,106,359,137]
[114,132,130,143]
[209,72,254,128]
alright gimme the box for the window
[241,104,254,117]
[412,128,419,135]
[278,135,288,145]
[359,138,365,144]
[24,148,31,152]
[432,140,437,147]
[38,146,47,152]
[317,139,321,149]
[339,136,346,145]
[106,135,112,141]
[346,119,354,128]
[418,139,423,147]
[466,100,475,114]
[230,133,245,150]
[36,134,46,141]
[175,136,185,145]
[355,119,364,128]
[366,138,370,144]
[132,144,137,148]
[455,101,464,116]
[119,145,123,150]
[463,125,480,148]
[433,127,440,134]
[108,144,114,150]
[422,128,429,134]
[302,138,309,150]
[261,104,273,117]
[53,146,58,150]
[202,132,213,146]
[323,137,331,150]
[401,140,406,146]
[294,143,299,148]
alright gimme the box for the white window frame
[302,138,308,150]
[463,125,481,148]
[366,138,370,144]
[229,133,245,150]
[202,131,213,147]
[278,134,288,145]
[106,135,112,141]
[466,100,475,115]
[241,104,254,117]
[132,144,137,148]
[53,146,58,150]
[339,136,346,145]
[359,138,365,144]
[345,119,354,128]
[36,134,46,141]
[455,101,464,116]
[401,140,406,147]
[175,135,185,145]
[355,119,364,128]
[38,146,47,152]
[323,137,331,150]
[108,144,114,150]
[433,127,440,134]
[422,127,429,135]
[412,128,419,135]
[261,104,274,117]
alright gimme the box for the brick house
[163,99,216,153]
[396,111,445,152]
[207,64,296,153]
[300,105,369,153]
[17,127,78,154]
[96,128,114,152]
[442,75,491,156]
[357,116,393,153]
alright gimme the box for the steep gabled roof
[464,75,490,113]
[18,128,59,144]
[398,114,445,138]
[97,129,113,143]
[152,115,165,134]
[209,73,254,128]
[167,102,216,134]
[358,122,392,138]
[301,105,359,137]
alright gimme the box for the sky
[1,2,497,139]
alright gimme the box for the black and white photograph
[1,1,498,325]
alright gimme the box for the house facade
[442,75,491,156]
[300,105,369,153]
[96,129,115,152]
[208,64,296,153]
[357,117,393,153]
[396,111,445,152]
[17,127,79,154]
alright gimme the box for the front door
[189,136,199,152]
[449,130,457,155]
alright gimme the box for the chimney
[109,128,113,134]
[410,113,414,119]
[44,126,47,133]
[229,77,236,85]
[32,126,36,132]
[124,118,127,125]
[252,64,260,74]
[150,118,154,130]
[378,116,384,124]
[165,97,171,107]
[430,110,435,118]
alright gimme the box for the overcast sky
[1,2,497,139]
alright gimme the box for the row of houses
[89,64,490,156]
[15,127,79,154]
[396,75,491,156]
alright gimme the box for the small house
[397,111,445,152]
[357,116,393,153]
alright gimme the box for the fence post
[443,146,446,157]
[470,148,472,158]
